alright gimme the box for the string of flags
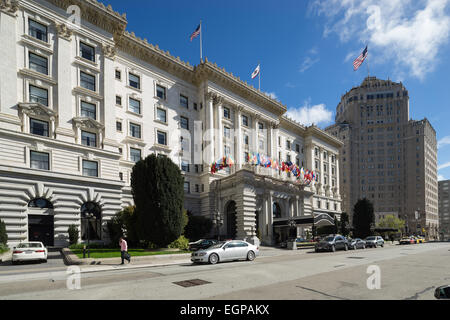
[210,152,317,186]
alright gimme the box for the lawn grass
[70,248,191,259]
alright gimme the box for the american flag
[353,46,368,71]
[190,24,201,42]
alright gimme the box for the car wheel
[315,248,319,253]
[208,253,219,265]
[247,251,255,261]
[353,245,357,250]
[374,243,377,248]
[344,244,348,251]
[381,243,384,247]
[331,245,336,252]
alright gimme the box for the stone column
[268,192,274,244]
[261,194,268,241]
[0,5,19,130]
[253,114,259,153]
[295,195,300,217]
[235,106,243,169]
[102,44,117,152]
[206,93,215,167]
[55,23,75,143]
[335,155,340,199]
[216,98,223,159]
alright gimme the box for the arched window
[273,202,282,219]
[28,198,53,209]
[81,202,102,240]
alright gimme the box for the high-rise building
[438,180,450,241]
[326,76,439,239]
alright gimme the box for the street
[0,242,449,300]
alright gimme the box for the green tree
[333,216,339,234]
[107,206,139,247]
[352,198,375,239]
[67,225,79,245]
[340,212,350,237]
[131,154,185,247]
[377,215,405,239]
[0,219,7,245]
[183,211,213,241]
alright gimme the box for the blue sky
[104,0,450,179]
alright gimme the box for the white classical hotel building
[0,0,343,247]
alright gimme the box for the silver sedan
[191,240,259,264]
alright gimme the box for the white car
[191,240,259,264]
[12,242,48,264]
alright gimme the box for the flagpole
[366,44,370,78]
[200,20,203,61]
[258,62,261,91]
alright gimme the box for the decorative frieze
[0,0,19,16]
[102,44,116,59]
[55,22,73,41]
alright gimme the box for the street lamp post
[213,210,223,241]
[82,213,95,258]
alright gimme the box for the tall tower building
[326,77,438,239]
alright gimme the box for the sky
[103,0,450,180]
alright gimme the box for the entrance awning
[273,216,314,227]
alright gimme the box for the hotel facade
[0,0,342,247]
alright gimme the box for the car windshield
[324,236,335,242]
[366,236,376,240]
[210,241,226,249]
[17,243,42,248]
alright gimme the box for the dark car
[348,238,366,250]
[188,239,219,251]
[315,235,349,252]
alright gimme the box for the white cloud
[438,174,446,181]
[285,82,297,88]
[438,136,450,149]
[300,46,320,73]
[265,92,278,100]
[310,0,450,80]
[438,162,450,170]
[286,102,333,127]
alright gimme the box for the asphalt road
[0,242,449,300]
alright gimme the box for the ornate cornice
[0,0,19,16]
[55,22,73,41]
[72,117,104,130]
[18,102,57,120]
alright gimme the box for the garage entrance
[28,215,54,246]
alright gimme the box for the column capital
[55,23,73,41]
[102,44,116,60]
[213,95,224,106]
[0,0,19,16]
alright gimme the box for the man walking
[119,237,131,264]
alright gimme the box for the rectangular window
[194,103,198,110]
[80,72,96,91]
[116,121,122,132]
[184,181,190,193]
[180,116,189,130]
[296,144,300,153]
[244,135,249,145]
[181,161,189,172]
[129,73,140,89]
[30,118,49,137]
[259,139,264,150]
[29,52,48,75]
[130,148,141,163]
[30,151,49,170]
[224,107,230,119]
[157,131,167,145]
[242,115,248,126]
[115,70,121,80]
[28,19,47,42]
[224,126,231,138]
[286,140,291,150]
[81,131,97,147]
[80,42,95,62]
[195,184,199,193]
[130,123,141,139]
[82,160,98,177]
[258,122,264,130]
[116,95,122,105]
[157,108,167,123]
[80,101,96,120]
[29,85,48,106]
[129,98,141,114]
[180,95,188,108]
[156,85,166,100]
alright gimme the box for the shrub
[0,219,7,245]
[0,243,9,254]
[107,206,139,247]
[168,235,189,250]
[68,225,79,245]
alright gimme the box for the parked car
[417,236,425,243]
[348,238,366,250]
[365,236,384,248]
[188,239,220,251]
[315,235,349,252]
[435,285,450,299]
[12,242,47,264]
[400,237,416,244]
[191,240,259,264]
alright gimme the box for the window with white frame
[180,116,189,130]
[30,118,49,137]
[130,148,141,163]
[116,121,122,132]
[223,107,230,119]
[180,94,188,108]
[115,69,121,80]
[80,71,96,91]
[129,123,141,139]
[80,101,96,120]
[242,115,248,127]
[81,131,97,147]
[30,150,49,170]
[29,85,48,106]
[157,130,167,145]
[28,19,47,42]
[129,73,140,89]
[116,95,122,105]
[29,52,48,75]
[129,97,141,114]
[224,126,231,139]
[181,161,190,172]
[156,107,167,123]
[156,84,166,100]
[80,42,95,62]
[82,160,98,177]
